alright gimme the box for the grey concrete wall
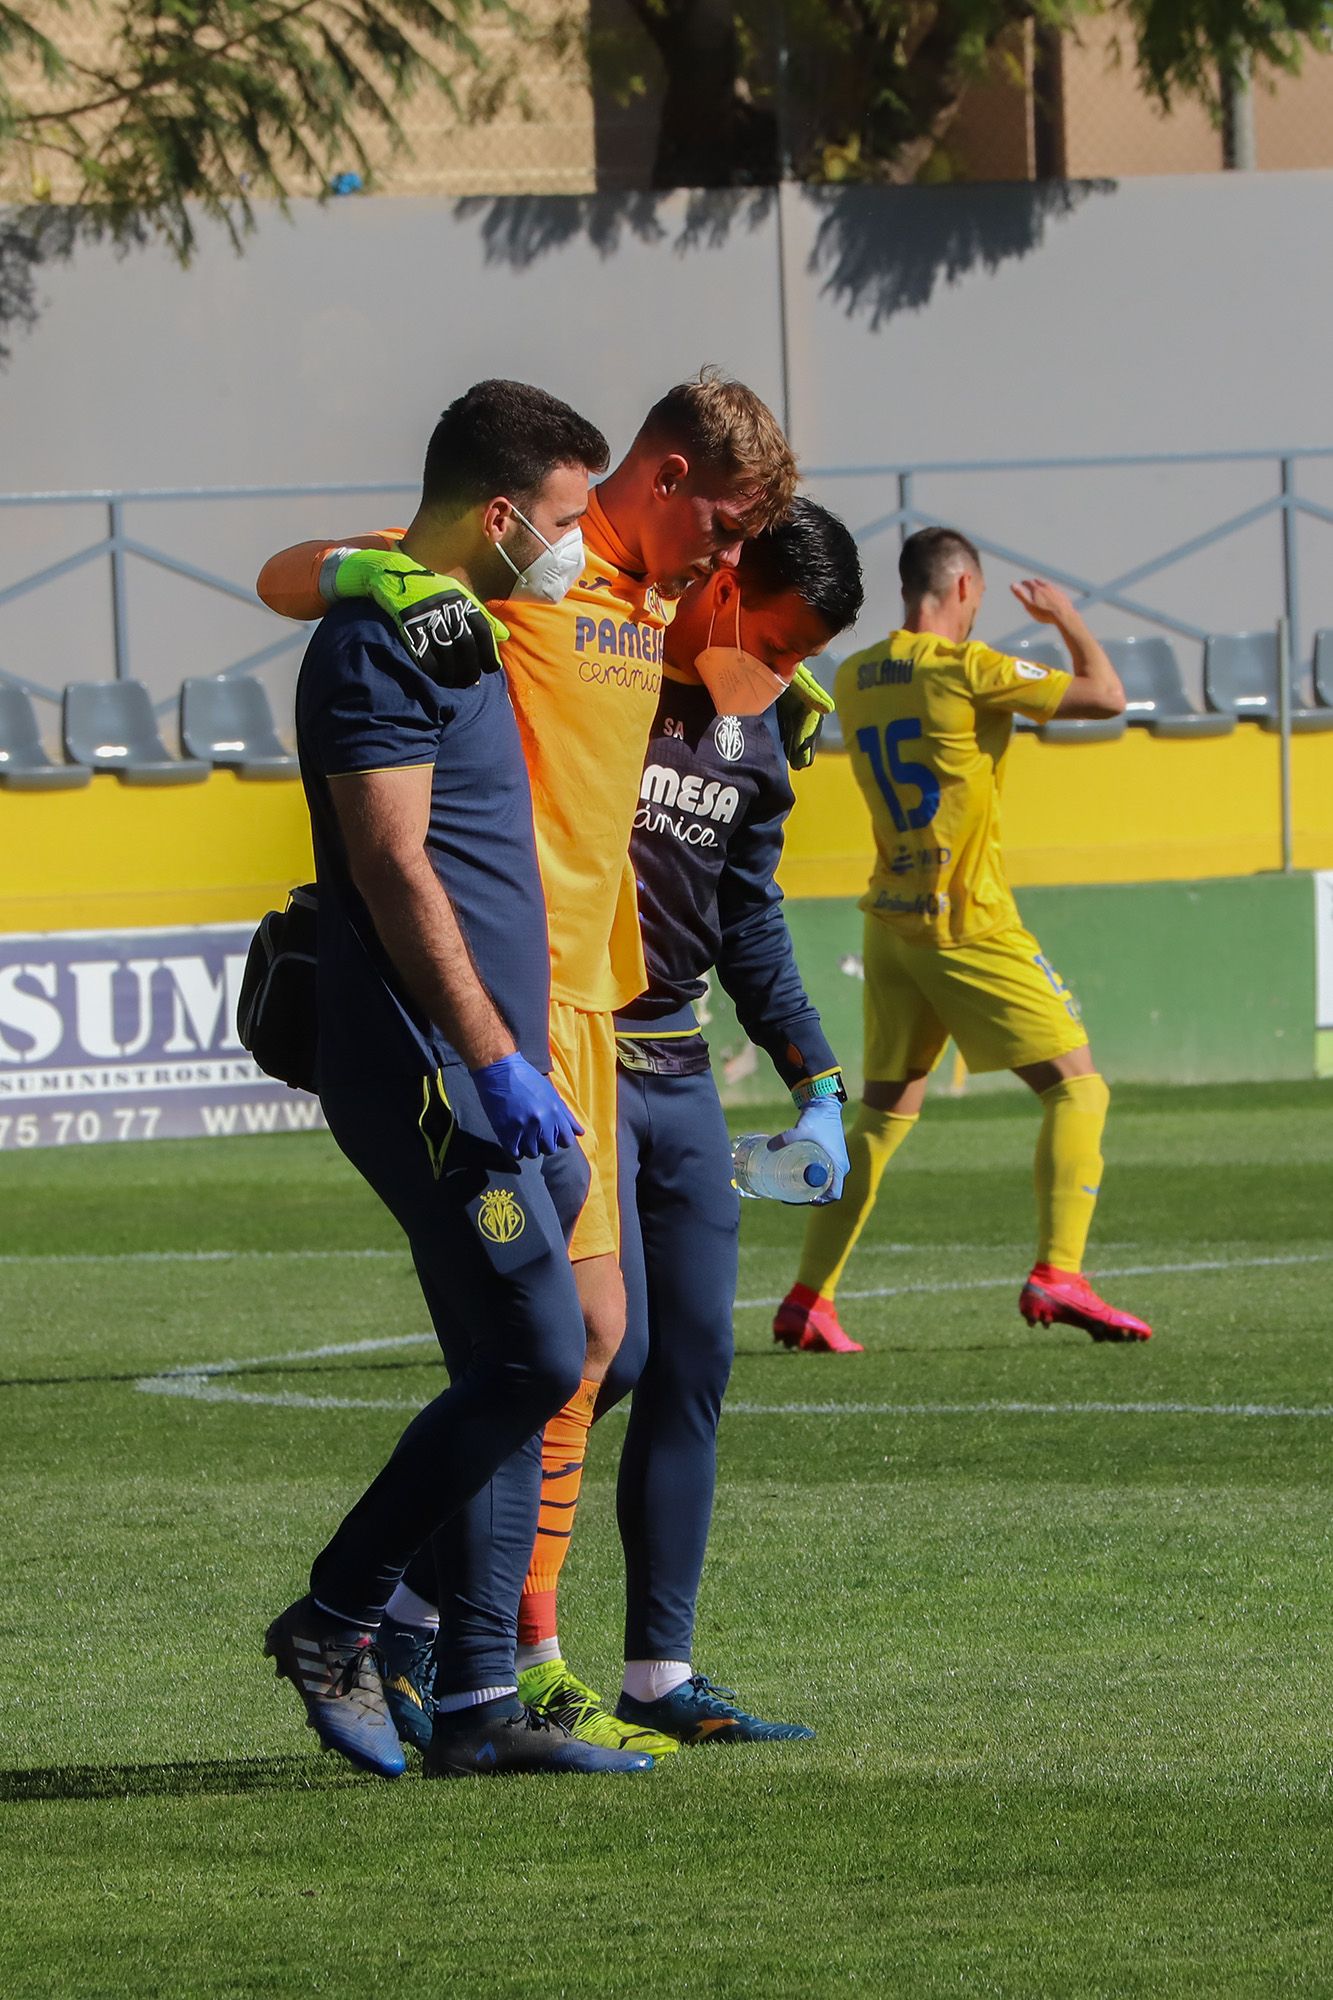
[3,173,1332,741]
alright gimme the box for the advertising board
[0,924,323,1149]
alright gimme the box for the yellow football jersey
[835,629,1070,948]
[500,488,670,1012]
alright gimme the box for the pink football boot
[773,1283,865,1354]
[1019,1264,1152,1343]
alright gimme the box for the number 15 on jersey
[855,719,940,831]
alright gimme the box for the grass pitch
[1,1080,1331,1997]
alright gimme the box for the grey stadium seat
[1203,630,1333,733]
[1009,637,1126,745]
[62,680,210,784]
[0,684,92,789]
[1103,636,1233,739]
[181,675,297,778]
[1311,629,1333,710]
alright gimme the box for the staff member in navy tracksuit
[603,499,864,1743]
[262,380,653,1783]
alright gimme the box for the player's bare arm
[256,532,403,620]
[328,764,515,1071]
[1011,578,1126,719]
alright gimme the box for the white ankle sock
[622,1659,691,1704]
[434,1685,517,1714]
[515,1638,562,1674]
[383,1583,439,1630]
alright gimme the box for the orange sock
[517,1377,598,1647]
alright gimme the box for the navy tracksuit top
[616,677,837,1090]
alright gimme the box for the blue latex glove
[779,1097,849,1205]
[471,1053,584,1160]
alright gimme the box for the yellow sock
[1034,1073,1110,1273]
[517,1376,598,1646]
[795,1105,918,1301]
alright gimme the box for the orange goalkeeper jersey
[503,489,667,1011]
[256,490,669,1011]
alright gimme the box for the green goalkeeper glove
[332,546,433,610]
[776,664,835,771]
[330,548,509,681]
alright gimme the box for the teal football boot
[617,1674,815,1745]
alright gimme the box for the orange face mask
[693,595,788,717]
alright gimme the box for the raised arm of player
[1010,578,1126,720]
[256,530,405,620]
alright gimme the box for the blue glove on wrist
[471,1053,584,1160]
[779,1097,849,1205]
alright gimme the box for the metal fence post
[108,496,130,681]
[1280,456,1299,663]
[1277,613,1294,875]
[775,181,793,446]
[898,470,913,556]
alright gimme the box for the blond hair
[637,366,797,531]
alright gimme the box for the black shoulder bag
[236,883,319,1093]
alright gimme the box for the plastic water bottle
[732,1132,833,1204]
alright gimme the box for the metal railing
[2,449,1331,873]
[802,445,1333,661]
[0,481,416,715]
[3,448,1331,698]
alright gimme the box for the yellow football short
[862,914,1089,1080]
[547,1001,620,1261]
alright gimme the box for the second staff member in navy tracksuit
[599,499,865,1743]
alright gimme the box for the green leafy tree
[0,0,513,257]
[595,0,1333,188]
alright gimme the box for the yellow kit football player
[776,526,1153,1353]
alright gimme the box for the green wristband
[791,1070,847,1109]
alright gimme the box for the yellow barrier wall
[775,729,1333,900]
[3,729,1332,932]
[0,773,315,932]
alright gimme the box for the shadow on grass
[0,1357,442,1393]
[0,1754,366,1804]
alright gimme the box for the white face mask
[694,593,788,717]
[495,503,585,604]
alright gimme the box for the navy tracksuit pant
[309,1062,589,1671]
[600,1064,740,1662]
[396,1060,740,1678]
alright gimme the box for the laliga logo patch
[402,597,468,661]
[714,715,745,763]
[477,1187,526,1245]
[1014,660,1049,682]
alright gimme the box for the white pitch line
[0,1239,1131,1267]
[5,1244,1324,1291]
[133,1372,1333,1423]
[724,1398,1333,1419]
[130,1245,1333,1420]
[736,1249,1333,1310]
[0,1247,402,1266]
[139,1375,419,1413]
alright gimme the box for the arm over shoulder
[257,529,406,620]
